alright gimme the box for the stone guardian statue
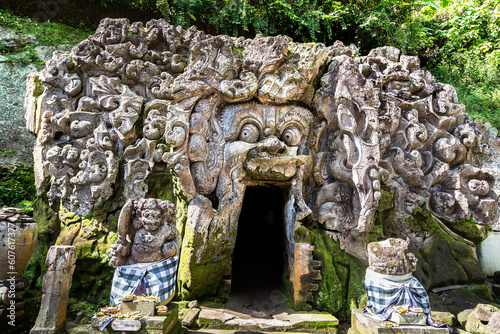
[109,198,180,306]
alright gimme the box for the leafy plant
[0,165,36,212]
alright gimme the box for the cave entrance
[231,185,288,295]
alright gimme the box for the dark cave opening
[231,185,287,294]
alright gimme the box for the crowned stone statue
[109,198,180,306]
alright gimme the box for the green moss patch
[0,164,36,212]
[305,223,367,319]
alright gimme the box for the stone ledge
[350,309,449,334]
[196,307,338,333]
[90,303,180,334]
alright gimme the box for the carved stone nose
[258,136,287,155]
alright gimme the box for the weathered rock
[465,304,500,334]
[182,307,200,327]
[108,198,180,306]
[473,119,500,231]
[120,300,155,316]
[0,61,38,166]
[110,198,179,267]
[430,311,458,327]
[488,312,500,334]
[351,309,448,334]
[30,246,77,334]
[0,27,37,51]
[198,308,235,323]
[34,45,73,62]
[0,208,38,279]
[457,308,474,327]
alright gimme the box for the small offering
[156,305,169,316]
[100,306,118,314]
[122,294,135,302]
[393,306,408,314]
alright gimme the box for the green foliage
[0,165,36,213]
[99,0,422,49]
[418,0,500,129]
[0,9,92,46]
[0,9,92,66]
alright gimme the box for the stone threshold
[192,306,339,333]
[350,309,449,334]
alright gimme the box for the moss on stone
[467,283,493,302]
[23,194,60,288]
[32,74,44,99]
[446,216,489,245]
[374,197,487,291]
[305,223,367,319]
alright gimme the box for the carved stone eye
[239,124,259,143]
[281,127,302,146]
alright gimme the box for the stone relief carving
[110,198,179,267]
[26,18,498,306]
[367,238,417,276]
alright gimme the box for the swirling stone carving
[26,18,499,309]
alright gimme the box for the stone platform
[185,288,338,333]
[90,303,180,334]
[350,309,448,334]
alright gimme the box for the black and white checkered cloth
[364,269,430,318]
[110,255,179,306]
[362,269,450,332]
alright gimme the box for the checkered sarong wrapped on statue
[110,254,179,306]
[363,268,431,319]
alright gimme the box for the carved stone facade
[25,18,498,309]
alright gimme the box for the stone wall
[0,27,72,167]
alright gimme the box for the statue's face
[221,103,312,181]
[140,208,163,231]
[66,147,80,162]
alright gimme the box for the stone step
[191,307,339,333]
[350,309,449,334]
[188,330,314,334]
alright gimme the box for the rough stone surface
[429,311,457,327]
[0,27,74,167]
[367,238,417,275]
[457,308,474,327]
[465,304,500,334]
[473,119,500,231]
[25,17,500,310]
[35,45,74,62]
[120,301,156,316]
[0,62,38,166]
[182,307,200,327]
[488,312,500,334]
[0,27,37,51]
[30,246,77,334]
[0,208,38,279]
[90,303,181,334]
[198,308,236,323]
[351,309,448,334]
